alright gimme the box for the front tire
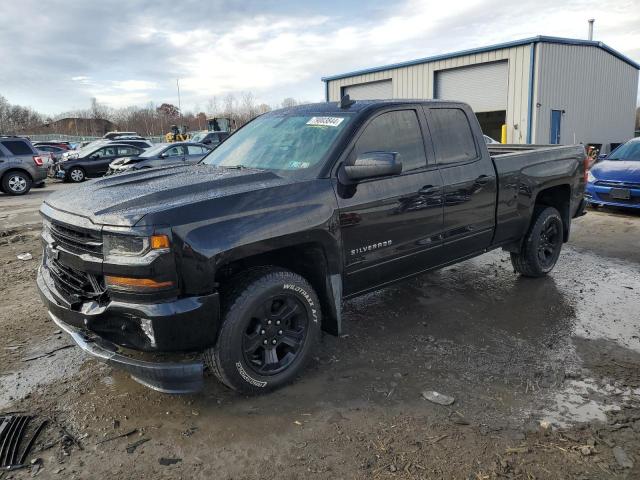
[67,167,85,182]
[510,206,564,277]
[2,171,32,195]
[204,268,321,394]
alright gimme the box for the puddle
[0,344,85,410]
[539,378,627,427]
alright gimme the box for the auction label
[306,116,344,127]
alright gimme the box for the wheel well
[214,243,338,334]
[534,184,571,241]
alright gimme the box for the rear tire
[510,206,563,277]
[2,170,32,196]
[204,267,321,394]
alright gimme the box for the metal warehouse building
[322,36,639,152]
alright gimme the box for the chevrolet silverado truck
[37,99,587,394]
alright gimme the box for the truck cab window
[428,108,478,165]
[354,110,427,172]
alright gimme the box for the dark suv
[55,143,143,182]
[189,131,229,147]
[0,136,48,195]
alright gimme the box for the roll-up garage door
[435,61,508,112]
[343,80,393,100]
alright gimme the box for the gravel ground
[1,182,639,479]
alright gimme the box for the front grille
[595,180,640,189]
[50,221,103,257]
[47,256,107,305]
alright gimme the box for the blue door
[550,110,562,144]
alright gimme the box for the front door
[335,108,444,296]
[87,146,118,176]
[550,110,562,144]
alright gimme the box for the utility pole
[176,78,183,131]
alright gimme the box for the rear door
[424,106,497,260]
[335,107,444,296]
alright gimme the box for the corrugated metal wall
[326,45,533,143]
[532,43,638,150]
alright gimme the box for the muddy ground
[1,182,639,479]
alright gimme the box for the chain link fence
[23,134,166,144]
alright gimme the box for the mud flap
[321,274,343,336]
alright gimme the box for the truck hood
[44,164,287,226]
[591,160,640,183]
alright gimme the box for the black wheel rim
[242,294,308,376]
[537,217,562,268]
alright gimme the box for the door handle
[475,175,491,186]
[419,185,440,195]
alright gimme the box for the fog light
[140,318,157,347]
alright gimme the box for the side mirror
[203,139,211,145]
[597,154,607,161]
[343,152,402,181]
[159,153,168,158]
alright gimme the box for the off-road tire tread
[510,206,562,277]
[203,267,321,394]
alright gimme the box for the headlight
[587,171,596,183]
[103,233,170,259]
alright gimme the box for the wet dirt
[0,202,639,479]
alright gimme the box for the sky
[1,0,638,115]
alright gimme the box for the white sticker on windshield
[306,116,344,127]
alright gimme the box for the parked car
[36,144,67,161]
[106,142,211,175]
[53,143,143,182]
[190,131,229,147]
[37,100,587,394]
[103,131,137,140]
[586,137,640,208]
[33,141,71,150]
[109,136,153,150]
[0,136,48,195]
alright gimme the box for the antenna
[339,94,356,109]
[176,78,183,129]
[588,19,595,40]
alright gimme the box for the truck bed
[489,144,586,247]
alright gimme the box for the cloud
[112,80,159,91]
[0,0,637,114]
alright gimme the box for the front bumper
[32,166,48,183]
[48,311,204,393]
[37,265,219,393]
[586,182,640,209]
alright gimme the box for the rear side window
[428,108,478,165]
[1,140,33,155]
[117,146,139,156]
[354,110,427,172]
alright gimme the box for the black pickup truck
[37,99,587,394]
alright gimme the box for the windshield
[139,144,169,158]
[191,132,206,143]
[201,113,352,174]
[74,140,107,155]
[607,141,640,161]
